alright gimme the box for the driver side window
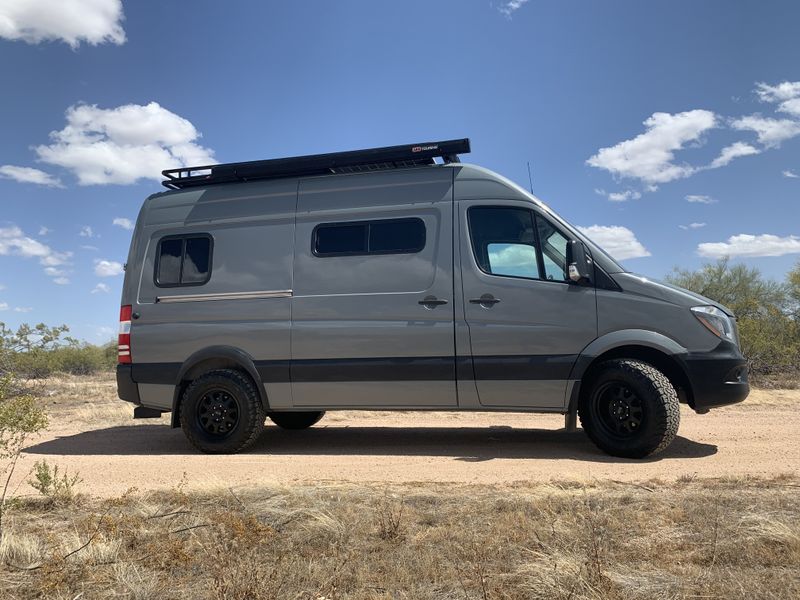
[536,216,570,282]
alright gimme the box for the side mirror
[567,240,592,283]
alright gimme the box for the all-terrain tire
[268,411,325,430]
[578,359,680,458]
[180,369,265,454]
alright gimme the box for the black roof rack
[161,138,471,190]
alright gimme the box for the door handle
[419,296,449,309]
[469,295,501,307]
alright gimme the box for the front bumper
[679,340,749,411]
[116,364,141,405]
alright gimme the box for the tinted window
[535,216,570,282]
[314,219,425,256]
[468,207,539,279]
[156,239,183,285]
[156,235,212,286]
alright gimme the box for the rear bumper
[116,364,141,405]
[679,341,749,411]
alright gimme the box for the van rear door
[459,200,597,409]
[290,169,457,408]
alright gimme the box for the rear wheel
[180,369,265,454]
[268,411,325,430]
[579,359,680,458]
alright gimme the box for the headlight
[691,305,737,345]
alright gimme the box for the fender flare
[569,329,688,382]
[170,345,268,427]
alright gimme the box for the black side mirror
[567,240,592,283]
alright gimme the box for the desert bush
[667,258,800,381]
[28,460,82,505]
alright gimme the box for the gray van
[116,139,748,458]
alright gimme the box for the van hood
[613,272,735,316]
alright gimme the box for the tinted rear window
[314,218,425,257]
[156,235,213,286]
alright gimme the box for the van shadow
[24,423,717,463]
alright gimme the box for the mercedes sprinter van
[116,139,748,458]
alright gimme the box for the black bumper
[679,341,749,411]
[116,364,141,405]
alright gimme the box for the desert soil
[16,378,800,497]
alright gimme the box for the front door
[459,200,597,409]
[290,169,457,408]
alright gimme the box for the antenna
[526,161,534,194]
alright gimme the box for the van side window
[534,215,570,282]
[313,218,425,257]
[468,207,539,279]
[155,235,212,287]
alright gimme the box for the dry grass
[0,476,797,599]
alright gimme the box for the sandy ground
[14,382,800,497]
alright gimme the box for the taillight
[119,305,132,364]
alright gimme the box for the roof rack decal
[161,138,470,190]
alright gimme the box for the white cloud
[53,277,70,285]
[0,0,125,48]
[0,302,8,311]
[38,226,51,236]
[0,225,72,282]
[112,217,134,230]
[731,115,800,148]
[498,0,531,16]
[698,234,800,258]
[79,225,94,238]
[0,165,62,187]
[587,110,717,184]
[91,282,111,294]
[679,222,707,230]
[35,102,215,185]
[577,225,651,260]
[14,306,32,313]
[755,81,800,118]
[594,188,641,202]
[782,169,798,178]
[686,194,717,204]
[94,259,124,276]
[80,244,99,251]
[708,142,760,168]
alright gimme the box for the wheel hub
[593,382,644,438]
[198,390,240,436]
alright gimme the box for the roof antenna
[526,161,534,194]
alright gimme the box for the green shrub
[28,460,82,505]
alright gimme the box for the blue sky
[0,0,798,342]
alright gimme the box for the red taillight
[118,305,132,364]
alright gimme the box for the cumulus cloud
[112,217,134,230]
[498,0,531,17]
[755,81,800,118]
[783,169,799,178]
[577,225,651,260]
[0,225,72,283]
[35,102,215,185]
[708,142,760,168]
[79,225,94,238]
[14,306,32,313]
[38,226,51,236]
[686,194,717,204]
[731,115,800,148]
[594,188,641,202]
[0,165,62,187]
[698,234,800,258]
[0,0,125,48]
[94,259,124,276]
[0,302,8,311]
[586,110,717,184]
[679,222,707,230]
[91,282,111,294]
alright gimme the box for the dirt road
[14,380,798,497]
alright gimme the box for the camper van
[116,139,748,458]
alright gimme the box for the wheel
[578,359,680,458]
[180,369,265,454]
[268,411,325,430]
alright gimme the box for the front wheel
[579,359,680,458]
[268,411,325,430]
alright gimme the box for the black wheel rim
[591,381,645,439]
[197,388,240,437]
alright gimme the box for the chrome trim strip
[156,290,293,303]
